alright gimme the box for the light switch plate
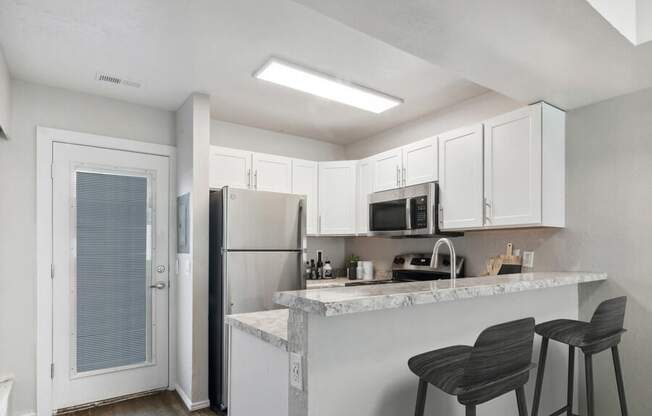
[523,251,535,268]
[290,352,303,391]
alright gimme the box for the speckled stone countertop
[225,309,289,351]
[274,272,607,317]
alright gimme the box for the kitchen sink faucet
[430,238,457,285]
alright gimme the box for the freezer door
[224,188,306,250]
[224,251,303,314]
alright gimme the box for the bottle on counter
[316,252,324,279]
[323,261,332,278]
[309,259,316,279]
[304,261,311,279]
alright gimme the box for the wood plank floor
[63,391,223,416]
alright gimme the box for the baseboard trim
[174,385,210,411]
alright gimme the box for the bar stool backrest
[462,318,535,390]
[586,296,627,343]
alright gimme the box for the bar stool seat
[408,318,535,416]
[535,319,590,347]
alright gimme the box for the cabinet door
[402,137,438,186]
[209,146,252,189]
[318,161,357,235]
[252,153,292,193]
[371,148,403,191]
[483,106,542,227]
[356,158,374,235]
[291,159,319,235]
[438,125,484,230]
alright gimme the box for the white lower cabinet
[356,158,374,235]
[318,161,357,235]
[438,124,485,230]
[252,153,292,193]
[291,159,319,235]
[209,146,252,190]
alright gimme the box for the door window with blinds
[71,168,155,376]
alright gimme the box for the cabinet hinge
[50,363,54,379]
[50,264,55,279]
[50,162,54,179]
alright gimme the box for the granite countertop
[225,309,288,351]
[274,272,607,317]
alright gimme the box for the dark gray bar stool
[531,296,628,416]
[408,318,536,416]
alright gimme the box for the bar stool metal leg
[567,346,575,416]
[414,379,428,416]
[516,386,528,416]
[531,337,549,416]
[612,346,629,416]
[585,354,594,416]
[465,405,476,416]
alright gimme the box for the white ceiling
[0,0,488,144]
[291,0,652,111]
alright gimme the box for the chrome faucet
[430,238,457,283]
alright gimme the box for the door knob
[156,265,167,273]
[150,282,167,289]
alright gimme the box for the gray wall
[0,47,10,138]
[0,80,175,415]
[345,91,522,158]
[211,119,346,161]
[346,88,652,415]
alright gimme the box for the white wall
[0,80,175,415]
[175,94,211,407]
[0,47,10,138]
[345,91,522,159]
[211,119,346,161]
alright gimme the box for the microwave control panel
[410,196,428,229]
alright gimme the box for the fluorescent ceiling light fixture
[254,58,403,114]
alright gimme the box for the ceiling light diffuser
[254,58,403,114]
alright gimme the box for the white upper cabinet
[484,106,541,227]
[483,102,564,228]
[356,158,374,235]
[291,159,319,235]
[252,153,292,193]
[402,137,438,186]
[318,161,357,235]
[438,124,485,230]
[371,148,403,191]
[210,146,252,190]
[372,139,438,192]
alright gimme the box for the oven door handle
[405,198,412,230]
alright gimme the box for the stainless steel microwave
[368,182,455,237]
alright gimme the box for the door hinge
[50,363,54,379]
[50,264,55,279]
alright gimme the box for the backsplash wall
[345,227,561,278]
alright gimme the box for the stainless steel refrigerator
[208,187,306,411]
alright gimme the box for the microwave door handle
[406,199,411,230]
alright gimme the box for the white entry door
[51,142,170,410]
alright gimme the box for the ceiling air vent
[95,72,141,88]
